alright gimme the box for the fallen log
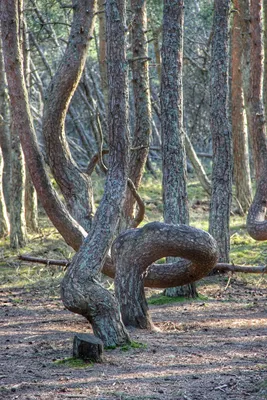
[19,254,266,275]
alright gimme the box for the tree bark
[9,120,27,249]
[248,0,267,180]
[231,0,252,213]
[61,0,131,347]
[114,222,218,329]
[160,0,196,297]
[42,0,96,232]
[0,148,9,238]
[0,31,11,212]
[209,0,232,263]
[122,0,152,227]
[0,0,87,251]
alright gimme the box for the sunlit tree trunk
[232,0,252,213]
[209,0,232,262]
[0,31,11,212]
[248,0,267,180]
[0,148,9,238]
[22,15,39,232]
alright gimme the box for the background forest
[0,0,267,399]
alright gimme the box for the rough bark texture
[122,0,152,227]
[61,0,131,347]
[0,0,87,251]
[114,222,218,329]
[98,0,108,111]
[161,0,188,227]
[9,121,27,249]
[42,0,96,232]
[264,0,267,114]
[160,0,196,297]
[209,0,232,263]
[25,168,39,232]
[248,0,267,180]
[231,0,252,213]
[0,32,11,211]
[239,0,253,152]
[0,148,9,238]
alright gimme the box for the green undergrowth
[54,357,93,368]
[106,341,147,352]
[147,293,209,306]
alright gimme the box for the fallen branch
[215,263,266,274]
[19,255,266,275]
[19,255,70,267]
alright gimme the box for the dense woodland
[0,0,267,376]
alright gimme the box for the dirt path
[0,274,266,400]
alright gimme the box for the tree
[231,0,252,213]
[209,0,232,263]
[61,0,131,347]
[160,0,197,298]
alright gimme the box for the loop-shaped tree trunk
[113,222,218,330]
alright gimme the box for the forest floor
[0,265,266,400]
[0,177,267,399]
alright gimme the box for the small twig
[19,255,70,268]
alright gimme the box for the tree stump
[73,333,103,363]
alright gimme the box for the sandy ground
[0,273,266,400]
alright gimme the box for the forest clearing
[1,178,267,400]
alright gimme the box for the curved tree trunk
[114,222,218,329]
[61,0,131,347]
[209,0,232,263]
[231,0,252,213]
[122,0,152,228]
[0,0,86,252]
[42,0,96,232]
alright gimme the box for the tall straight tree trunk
[62,0,131,347]
[232,0,252,213]
[161,0,196,298]
[248,0,267,180]
[0,148,9,238]
[0,31,11,212]
[264,0,267,113]
[10,120,27,248]
[98,0,108,111]
[22,16,38,232]
[209,0,232,263]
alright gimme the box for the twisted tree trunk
[1,0,87,251]
[114,222,218,329]
[42,0,96,232]
[61,0,131,347]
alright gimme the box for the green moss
[54,357,93,368]
[121,341,147,352]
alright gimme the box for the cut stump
[73,333,103,363]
